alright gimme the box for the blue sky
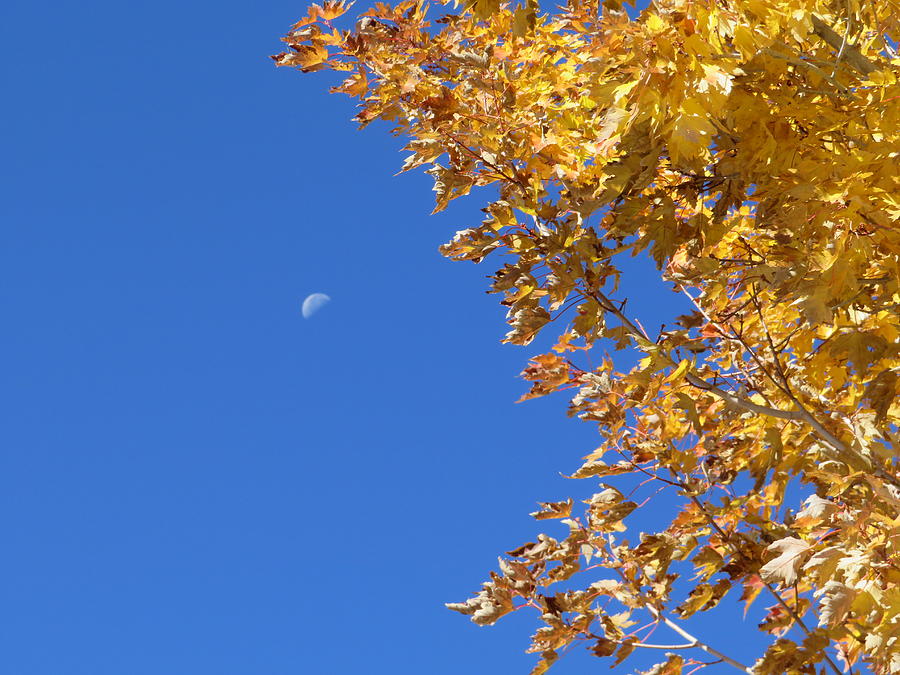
[2,1,791,673]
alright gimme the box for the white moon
[302,293,331,319]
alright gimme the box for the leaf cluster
[275,0,900,672]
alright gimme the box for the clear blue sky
[3,1,787,673]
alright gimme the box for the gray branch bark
[811,14,879,75]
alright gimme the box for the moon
[301,293,331,319]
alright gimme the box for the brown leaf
[590,638,617,657]
[504,305,551,345]
[530,500,573,520]
[529,650,559,675]
[864,369,899,423]
[612,638,637,667]
[739,575,765,616]
[639,653,684,675]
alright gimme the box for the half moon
[302,293,331,319]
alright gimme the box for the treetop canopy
[275,1,900,672]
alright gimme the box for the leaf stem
[604,541,752,674]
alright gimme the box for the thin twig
[681,493,846,675]
[643,605,753,673]
[632,641,699,650]
[588,288,900,485]
[603,539,752,674]
[829,2,853,77]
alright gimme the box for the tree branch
[588,289,900,486]
[811,14,878,75]
[759,47,849,96]
[643,605,753,673]
[592,289,805,419]
[682,493,846,675]
[604,538,752,674]
[632,641,700,650]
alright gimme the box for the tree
[273,0,900,672]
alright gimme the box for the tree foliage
[274,0,900,672]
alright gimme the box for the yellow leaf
[664,359,691,384]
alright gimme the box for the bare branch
[632,641,700,650]
[643,605,753,674]
[604,538,752,674]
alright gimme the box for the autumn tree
[273,0,900,672]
